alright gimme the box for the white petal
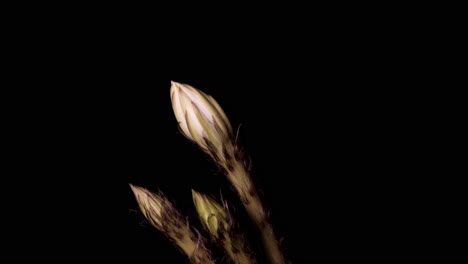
[207,95,232,133]
[186,103,204,142]
[171,85,190,137]
[178,83,214,122]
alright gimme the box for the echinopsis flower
[170,81,235,167]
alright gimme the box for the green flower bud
[192,189,228,238]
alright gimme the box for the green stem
[227,162,285,264]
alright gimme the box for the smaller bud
[130,185,216,263]
[129,184,165,228]
[192,189,229,238]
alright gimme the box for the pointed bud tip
[129,184,147,197]
[192,189,204,202]
[170,81,177,92]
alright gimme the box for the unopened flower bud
[130,185,216,263]
[170,81,234,163]
[192,189,229,238]
[129,184,165,228]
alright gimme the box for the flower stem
[227,161,285,264]
[173,230,215,264]
[222,235,256,264]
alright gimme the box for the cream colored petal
[177,83,214,122]
[207,95,232,133]
[185,103,204,141]
[191,102,220,147]
[171,87,191,138]
[179,91,198,139]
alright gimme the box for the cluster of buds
[170,81,284,264]
[130,184,215,264]
[192,190,256,264]
[130,81,284,264]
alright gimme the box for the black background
[1,3,466,263]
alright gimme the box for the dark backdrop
[1,3,465,263]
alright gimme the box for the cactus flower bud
[170,81,234,164]
[192,189,229,238]
[130,184,216,264]
[129,184,165,228]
